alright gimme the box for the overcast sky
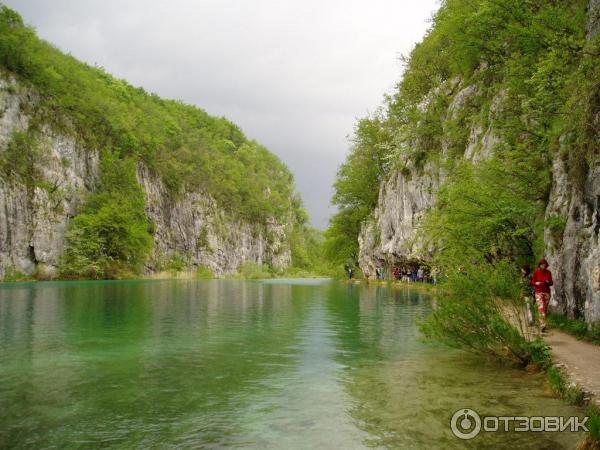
[7,0,439,228]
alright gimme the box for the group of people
[373,265,437,284]
[351,258,555,334]
[522,258,554,332]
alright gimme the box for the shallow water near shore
[0,279,586,449]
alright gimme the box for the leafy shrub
[238,262,272,280]
[59,152,153,279]
[588,406,600,442]
[195,266,214,279]
[1,267,32,282]
[420,261,541,366]
[164,253,188,273]
[0,130,46,187]
[526,338,552,369]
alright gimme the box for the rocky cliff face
[358,163,439,278]
[0,75,291,279]
[138,165,291,276]
[358,1,600,324]
[545,157,600,323]
[544,0,600,326]
[358,79,498,278]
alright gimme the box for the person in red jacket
[531,258,554,332]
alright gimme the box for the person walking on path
[345,264,354,280]
[521,265,535,326]
[531,258,553,332]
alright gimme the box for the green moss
[1,267,32,282]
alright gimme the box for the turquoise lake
[0,279,586,449]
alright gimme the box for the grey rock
[0,75,291,279]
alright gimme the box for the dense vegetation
[59,152,154,279]
[0,5,305,222]
[324,116,389,266]
[327,0,598,269]
[0,5,322,278]
[326,0,600,366]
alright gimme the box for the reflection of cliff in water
[0,280,310,448]
[323,283,584,449]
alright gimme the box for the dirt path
[544,330,600,405]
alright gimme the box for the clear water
[0,279,586,449]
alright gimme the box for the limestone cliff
[358,0,600,324]
[0,74,292,278]
[544,0,600,322]
[358,79,499,277]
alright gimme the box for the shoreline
[0,272,334,284]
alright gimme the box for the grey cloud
[6,0,439,228]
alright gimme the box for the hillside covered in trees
[326,0,600,323]
[0,5,321,279]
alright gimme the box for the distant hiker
[393,267,401,280]
[531,258,554,332]
[521,265,535,326]
[344,264,354,280]
[402,268,410,283]
[411,269,417,283]
[431,267,438,285]
[376,266,384,280]
[417,267,424,282]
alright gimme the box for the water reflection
[323,283,584,449]
[0,279,587,449]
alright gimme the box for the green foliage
[289,226,334,275]
[547,314,600,345]
[422,148,550,268]
[237,262,272,280]
[547,365,586,406]
[1,267,32,282]
[588,405,600,442]
[0,130,46,188]
[420,261,541,366]
[195,265,214,279]
[163,253,189,273]
[0,5,303,225]
[59,152,153,279]
[324,116,389,265]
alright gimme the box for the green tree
[60,152,153,279]
[324,116,389,265]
